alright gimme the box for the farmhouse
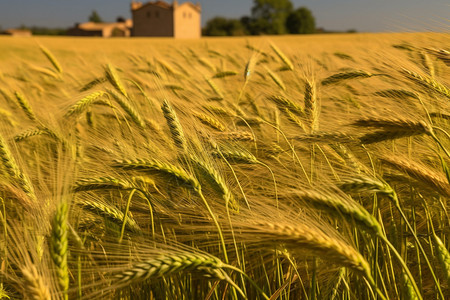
[131,1,201,38]
[67,20,132,37]
[1,29,32,37]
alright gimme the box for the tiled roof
[133,1,172,11]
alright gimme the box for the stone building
[67,20,132,37]
[131,1,201,38]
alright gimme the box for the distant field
[0,33,449,299]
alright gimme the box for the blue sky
[0,0,448,32]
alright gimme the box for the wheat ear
[205,78,224,98]
[65,91,106,117]
[217,131,254,142]
[288,189,382,235]
[104,63,128,97]
[321,70,373,86]
[21,265,52,300]
[267,95,304,116]
[265,66,286,91]
[50,202,69,299]
[161,99,187,151]
[113,158,200,192]
[0,134,36,200]
[187,155,237,210]
[73,176,134,192]
[381,155,450,198]
[245,220,372,279]
[194,112,226,132]
[374,89,419,100]
[14,91,37,121]
[77,198,140,233]
[39,46,63,74]
[304,79,319,133]
[113,252,246,297]
[79,77,107,92]
[107,89,145,129]
[213,71,238,78]
[352,117,432,144]
[270,43,294,71]
[115,252,227,284]
[402,68,450,98]
[424,48,450,66]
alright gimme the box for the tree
[250,0,293,35]
[203,17,247,36]
[89,10,103,23]
[116,16,126,23]
[286,7,316,34]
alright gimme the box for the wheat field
[0,33,449,299]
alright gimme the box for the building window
[155,11,159,18]
[183,12,186,18]
[189,13,192,18]
[147,11,151,18]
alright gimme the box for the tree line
[203,0,316,36]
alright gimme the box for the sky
[0,0,448,33]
